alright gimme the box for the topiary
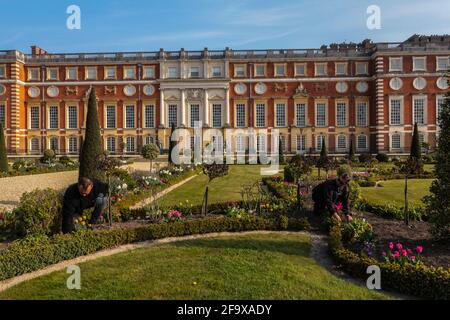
[337,164,353,178]
[376,153,390,163]
[0,122,8,173]
[13,188,63,237]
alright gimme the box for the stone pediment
[209,94,224,101]
[166,95,180,101]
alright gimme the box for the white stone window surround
[389,95,404,126]
[389,57,403,72]
[412,56,427,71]
[412,95,428,126]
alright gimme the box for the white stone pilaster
[204,89,209,126]
[225,87,230,126]
[160,90,165,127]
[181,89,186,127]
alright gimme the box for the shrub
[376,153,390,163]
[341,218,373,243]
[0,216,310,281]
[13,189,63,237]
[358,153,373,163]
[348,180,361,205]
[41,149,56,164]
[283,165,295,183]
[0,122,7,173]
[337,164,352,178]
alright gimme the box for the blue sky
[0,0,449,53]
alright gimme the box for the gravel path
[0,162,165,212]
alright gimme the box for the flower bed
[328,222,450,300]
[0,215,310,282]
[354,199,426,221]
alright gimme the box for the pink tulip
[402,250,407,257]
[411,256,416,260]
[416,246,423,254]
[407,249,412,255]
[389,242,394,250]
[396,243,403,250]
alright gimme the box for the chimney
[31,46,49,56]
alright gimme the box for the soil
[355,211,449,269]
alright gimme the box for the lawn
[159,164,280,206]
[361,179,434,207]
[0,233,391,300]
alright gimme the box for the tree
[425,76,450,239]
[141,143,160,173]
[289,155,313,205]
[278,136,285,165]
[79,88,104,181]
[0,122,8,173]
[396,157,423,226]
[410,122,422,161]
[348,136,355,163]
[96,154,121,227]
[316,137,329,179]
[79,136,84,160]
[168,122,176,166]
[201,163,229,215]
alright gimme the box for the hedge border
[0,216,310,282]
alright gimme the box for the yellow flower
[193,281,198,285]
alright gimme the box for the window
[48,106,58,129]
[356,62,368,75]
[66,67,77,80]
[236,104,246,127]
[168,104,178,127]
[49,137,58,151]
[68,137,78,153]
[315,63,327,76]
[67,106,78,129]
[47,68,58,80]
[356,102,368,127]
[0,65,5,78]
[235,65,246,77]
[85,67,97,80]
[145,136,155,145]
[212,135,223,152]
[168,67,178,78]
[413,97,425,125]
[125,105,135,128]
[275,64,285,77]
[106,137,116,153]
[316,103,326,126]
[143,66,155,79]
[30,106,40,129]
[190,104,200,128]
[419,133,425,149]
[124,67,136,79]
[295,63,306,76]
[316,135,326,151]
[335,63,347,76]
[337,135,347,150]
[357,135,368,150]
[391,134,401,149]
[276,103,286,127]
[390,98,402,125]
[212,66,222,77]
[413,57,426,71]
[126,137,136,152]
[257,134,266,153]
[255,64,265,77]
[436,57,449,71]
[30,137,40,152]
[437,96,445,124]
[279,135,287,152]
[212,104,222,128]
[145,105,155,128]
[336,102,347,127]
[190,67,200,78]
[28,68,40,81]
[106,106,116,129]
[0,104,5,127]
[297,135,306,152]
[255,103,265,127]
[104,67,116,79]
[389,57,403,72]
[236,135,245,153]
[296,103,306,127]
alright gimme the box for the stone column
[204,89,209,127]
[160,89,165,128]
[181,89,186,127]
[225,87,230,126]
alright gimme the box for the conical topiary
[0,122,8,173]
[168,122,176,166]
[410,122,422,160]
[79,88,103,181]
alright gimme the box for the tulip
[389,242,394,250]
[396,243,403,250]
[416,246,423,254]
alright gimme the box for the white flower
[122,183,128,189]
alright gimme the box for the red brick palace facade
[0,34,449,157]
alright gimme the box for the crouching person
[312,173,352,223]
[62,177,109,234]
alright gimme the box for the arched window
[145,136,154,145]
[126,136,136,153]
[357,135,368,150]
[337,135,347,151]
[49,137,59,152]
[391,133,401,149]
[106,136,116,153]
[30,137,40,152]
[68,137,78,153]
[316,135,326,151]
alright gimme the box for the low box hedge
[354,199,426,221]
[328,223,450,300]
[0,216,310,282]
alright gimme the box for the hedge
[354,199,426,221]
[328,223,450,300]
[0,216,310,281]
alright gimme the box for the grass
[159,164,279,206]
[361,179,434,207]
[0,233,391,300]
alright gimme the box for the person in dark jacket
[62,177,109,233]
[312,173,352,222]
